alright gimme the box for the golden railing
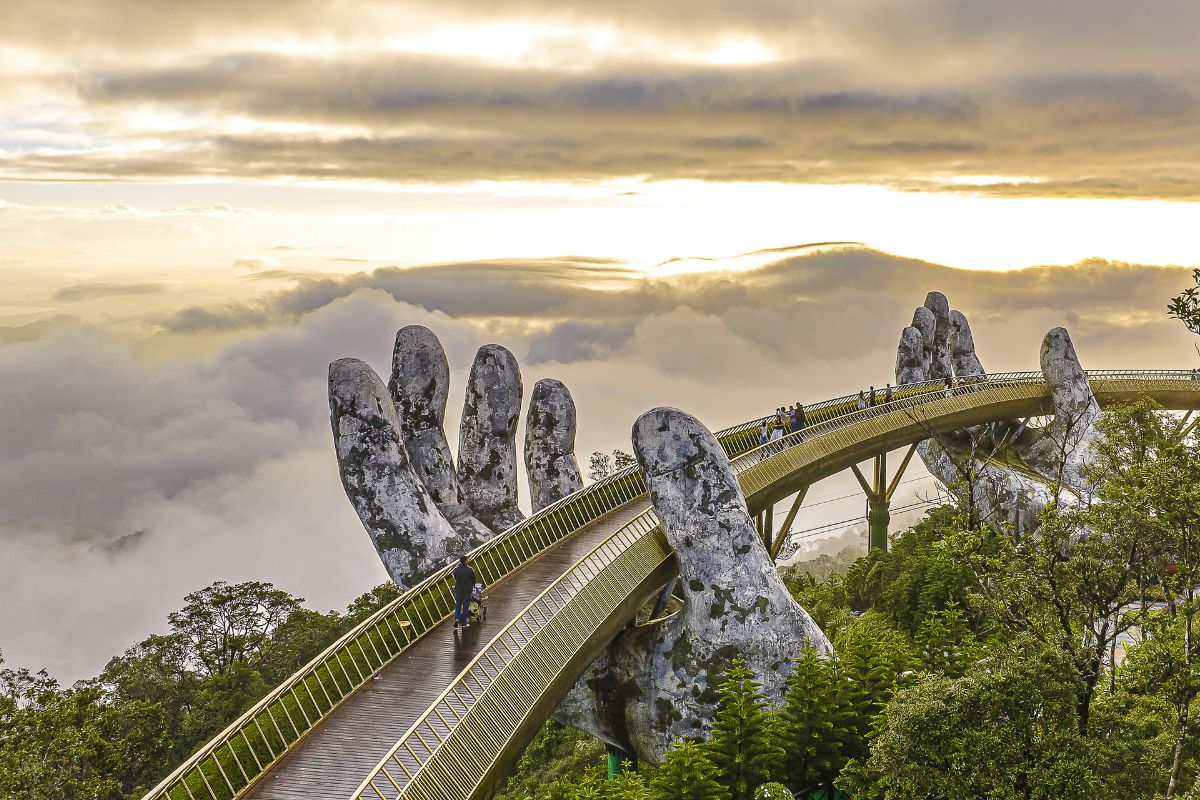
[351,369,1200,800]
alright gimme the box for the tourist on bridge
[856,390,867,411]
[453,555,478,630]
[791,403,806,436]
[758,419,769,445]
[943,376,955,398]
[770,408,786,441]
[868,386,877,407]
[884,383,893,403]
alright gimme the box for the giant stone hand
[331,330,581,587]
[897,292,1102,534]
[554,407,831,761]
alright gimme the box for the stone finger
[458,344,526,532]
[389,325,492,544]
[948,309,985,377]
[525,378,584,513]
[328,358,465,588]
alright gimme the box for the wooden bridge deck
[245,498,651,800]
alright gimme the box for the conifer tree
[606,761,651,800]
[779,648,856,792]
[835,613,914,749]
[650,739,730,800]
[705,658,786,800]
[914,602,975,678]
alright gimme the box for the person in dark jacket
[792,403,806,435]
[453,555,477,629]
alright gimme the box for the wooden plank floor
[247,498,651,800]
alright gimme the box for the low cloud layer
[2,248,1197,680]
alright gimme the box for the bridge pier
[867,497,891,552]
[850,443,919,554]
[606,744,635,779]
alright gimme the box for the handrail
[138,407,781,800]
[352,369,1200,800]
[354,509,669,800]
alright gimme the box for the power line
[769,474,931,513]
[787,496,945,541]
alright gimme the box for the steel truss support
[757,486,810,561]
[849,443,919,553]
[1175,410,1199,442]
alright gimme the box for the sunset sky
[2,1,1199,680]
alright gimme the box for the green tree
[753,783,790,800]
[1087,402,1200,794]
[779,648,856,791]
[650,739,730,800]
[1169,268,1200,337]
[607,762,652,800]
[844,505,978,635]
[0,658,170,800]
[834,613,914,749]
[589,449,637,481]
[914,602,976,678]
[837,641,1099,800]
[706,658,785,800]
[167,580,301,677]
[495,720,606,800]
[785,571,853,638]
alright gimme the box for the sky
[2,0,1199,681]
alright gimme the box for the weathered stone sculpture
[388,325,493,543]
[458,345,526,533]
[328,358,467,588]
[896,292,1102,535]
[333,328,588,586]
[554,407,832,761]
[525,378,584,512]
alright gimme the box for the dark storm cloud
[4,1,1200,196]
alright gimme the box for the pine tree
[914,602,975,678]
[753,783,790,800]
[705,658,786,800]
[650,739,730,800]
[835,613,914,749]
[779,648,856,792]
[605,761,651,800]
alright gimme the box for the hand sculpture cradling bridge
[896,291,1104,534]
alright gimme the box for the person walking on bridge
[453,555,477,629]
[791,403,806,437]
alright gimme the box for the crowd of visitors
[759,383,905,445]
[759,402,807,444]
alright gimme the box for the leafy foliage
[589,449,637,481]
[0,580,398,800]
[1169,268,1200,337]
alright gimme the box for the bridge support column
[850,443,919,554]
[867,498,891,553]
[607,744,634,779]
